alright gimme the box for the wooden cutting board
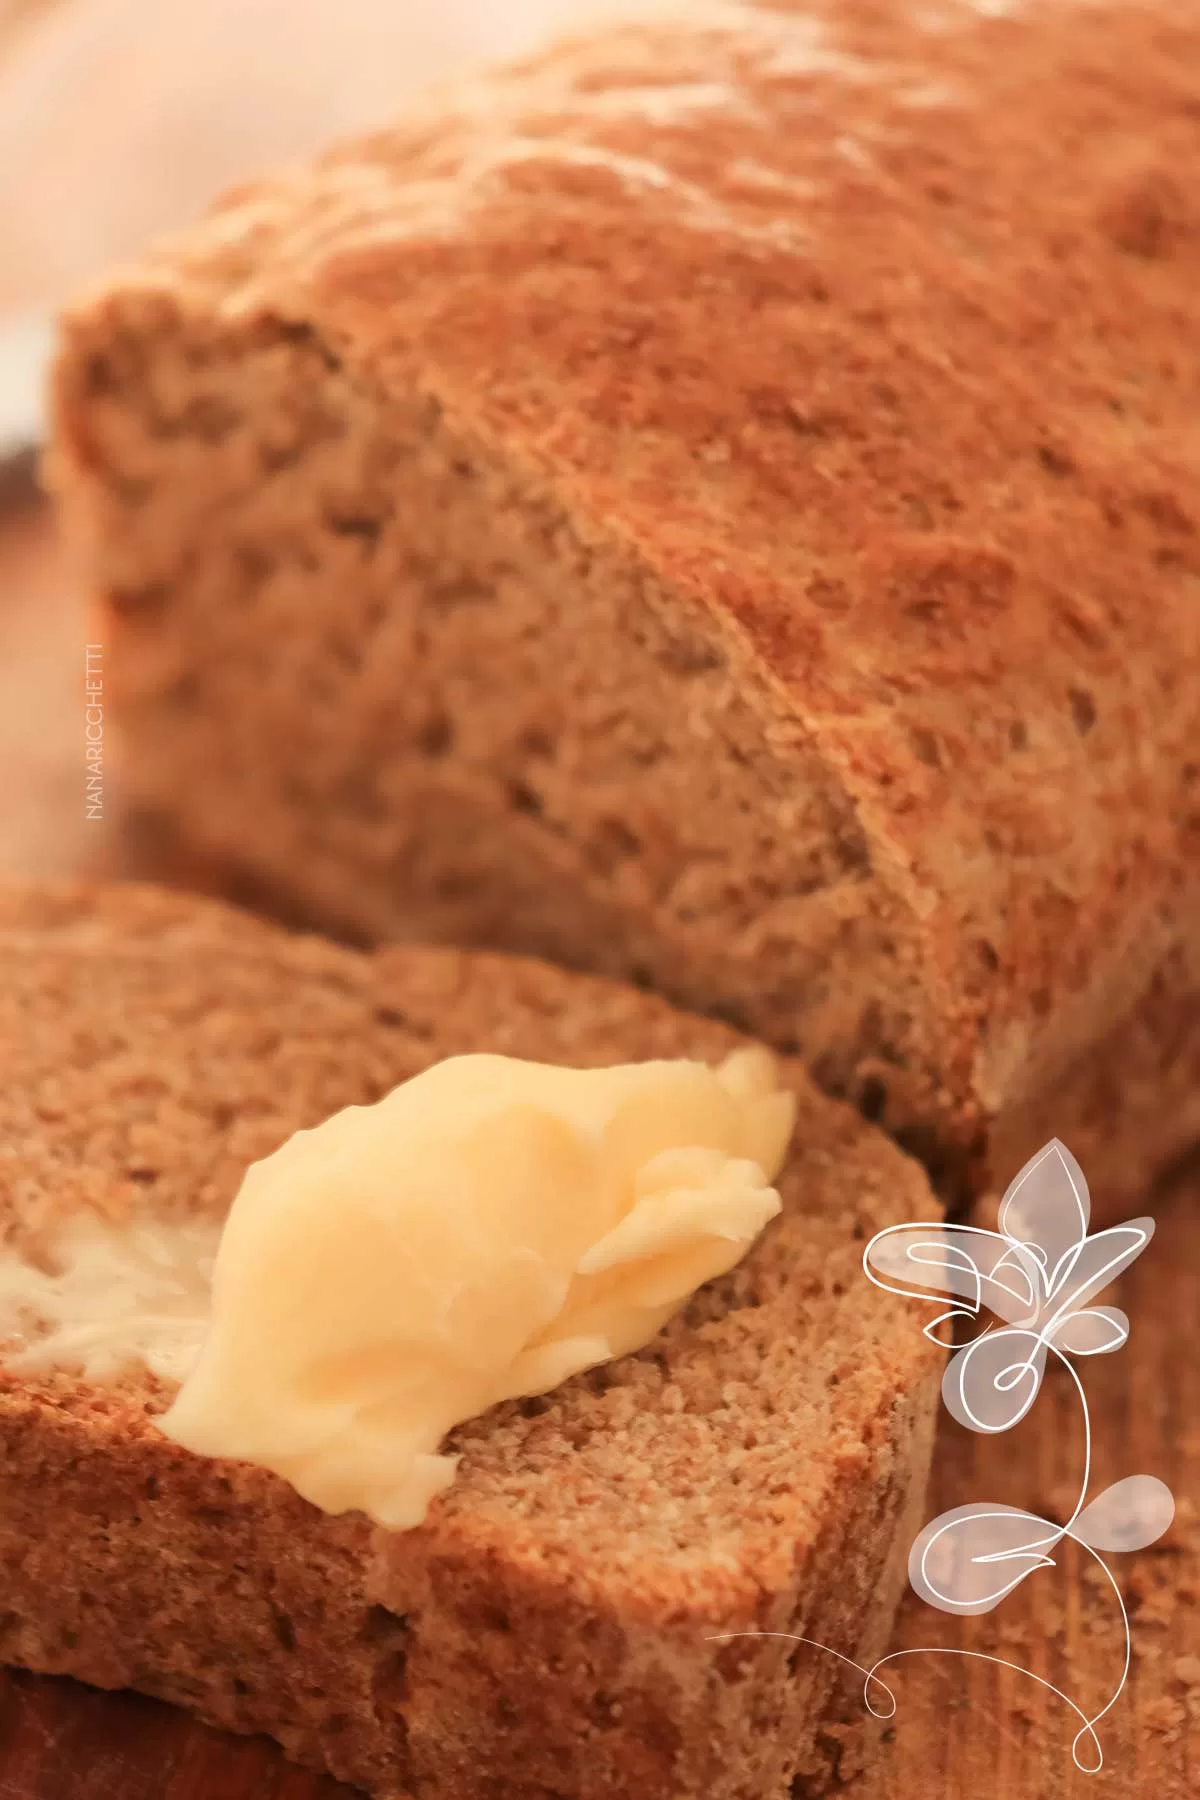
[0,498,1196,1799]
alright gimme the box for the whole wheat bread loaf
[0,883,940,1800]
[49,0,1200,1207]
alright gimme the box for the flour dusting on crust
[115,1,992,311]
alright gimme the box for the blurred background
[0,0,614,879]
[0,0,632,316]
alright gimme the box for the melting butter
[1,1050,793,1531]
[0,1212,218,1385]
[162,1049,792,1528]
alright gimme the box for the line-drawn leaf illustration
[1038,1221,1154,1340]
[1072,1477,1176,1553]
[986,1243,1041,1321]
[1048,1305,1129,1356]
[864,1224,1042,1329]
[870,1144,1153,1370]
[997,1138,1090,1280]
[942,1326,1048,1434]
[909,1503,1058,1615]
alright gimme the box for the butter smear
[2,1050,794,1530]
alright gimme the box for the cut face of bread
[0,884,940,1800]
[49,0,1200,1210]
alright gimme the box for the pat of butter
[159,1049,794,1529]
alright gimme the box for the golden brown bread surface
[50,0,1200,1204]
[0,883,940,1800]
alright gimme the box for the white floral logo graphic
[711,1139,1174,1773]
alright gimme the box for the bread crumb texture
[0,884,940,1798]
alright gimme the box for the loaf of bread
[0,883,940,1800]
[50,0,1200,1207]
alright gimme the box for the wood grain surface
[0,499,1196,1797]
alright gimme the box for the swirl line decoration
[710,1139,1174,1773]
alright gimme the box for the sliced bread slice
[0,883,940,1799]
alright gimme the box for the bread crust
[49,0,1200,1201]
[0,884,940,1798]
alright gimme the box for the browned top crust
[0,882,939,1620]
[61,0,1200,1142]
